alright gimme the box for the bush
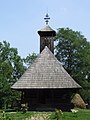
[51,109,63,120]
[21,103,28,113]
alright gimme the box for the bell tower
[38,14,56,53]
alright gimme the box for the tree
[23,53,37,67]
[0,41,25,108]
[0,41,37,109]
[55,28,90,102]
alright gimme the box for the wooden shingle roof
[38,25,56,36]
[12,46,81,89]
[39,25,55,32]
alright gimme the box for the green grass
[0,109,90,120]
[66,109,90,120]
[50,109,90,120]
[0,111,34,120]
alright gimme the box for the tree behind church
[55,28,90,103]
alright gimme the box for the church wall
[21,89,74,111]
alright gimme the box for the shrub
[21,103,28,113]
[51,109,63,120]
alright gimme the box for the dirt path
[25,113,51,120]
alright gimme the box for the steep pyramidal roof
[12,46,81,89]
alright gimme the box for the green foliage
[21,103,28,113]
[55,28,90,102]
[0,40,37,109]
[0,41,25,109]
[23,53,37,67]
[0,41,25,83]
[51,109,63,120]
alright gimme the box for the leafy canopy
[55,28,90,84]
[55,28,90,102]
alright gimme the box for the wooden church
[12,14,81,111]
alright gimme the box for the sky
[0,0,90,58]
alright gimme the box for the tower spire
[44,13,50,25]
[38,13,56,53]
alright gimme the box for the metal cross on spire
[44,13,50,25]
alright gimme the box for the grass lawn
[65,109,90,120]
[0,111,34,120]
[50,109,90,120]
[0,109,90,120]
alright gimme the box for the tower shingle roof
[38,25,56,36]
[12,46,81,89]
[39,25,55,31]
